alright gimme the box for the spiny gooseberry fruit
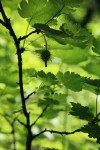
[41,50,51,67]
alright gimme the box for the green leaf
[18,0,83,25]
[81,123,100,144]
[64,0,84,7]
[38,85,53,95]
[2,0,21,10]
[52,49,87,64]
[92,37,100,55]
[60,21,81,36]
[70,102,94,121]
[57,71,83,92]
[38,70,46,78]
[23,68,36,77]
[83,78,100,94]
[61,19,93,48]
[34,23,67,38]
[18,0,46,18]
[44,108,62,119]
[83,62,100,76]
[50,94,67,105]
[18,0,64,24]
[37,70,57,84]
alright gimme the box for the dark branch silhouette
[33,128,81,139]
[18,29,38,42]
[0,18,6,27]
[0,1,32,149]
[25,91,36,101]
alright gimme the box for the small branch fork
[18,29,38,42]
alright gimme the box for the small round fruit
[41,50,51,67]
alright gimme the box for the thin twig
[18,30,38,42]
[17,119,26,127]
[32,128,81,139]
[25,91,36,101]
[0,1,28,116]
[18,4,65,43]
[31,104,49,127]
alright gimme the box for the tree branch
[17,119,27,127]
[18,29,38,42]
[18,4,65,42]
[0,18,6,27]
[25,91,36,101]
[0,0,28,116]
[0,2,32,149]
[32,128,81,139]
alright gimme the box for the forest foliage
[0,0,100,150]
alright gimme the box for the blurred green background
[0,0,100,149]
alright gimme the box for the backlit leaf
[81,123,100,144]
[70,102,94,121]
[83,62,100,76]
[34,23,67,38]
[37,70,57,84]
[18,0,64,24]
[57,71,83,91]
